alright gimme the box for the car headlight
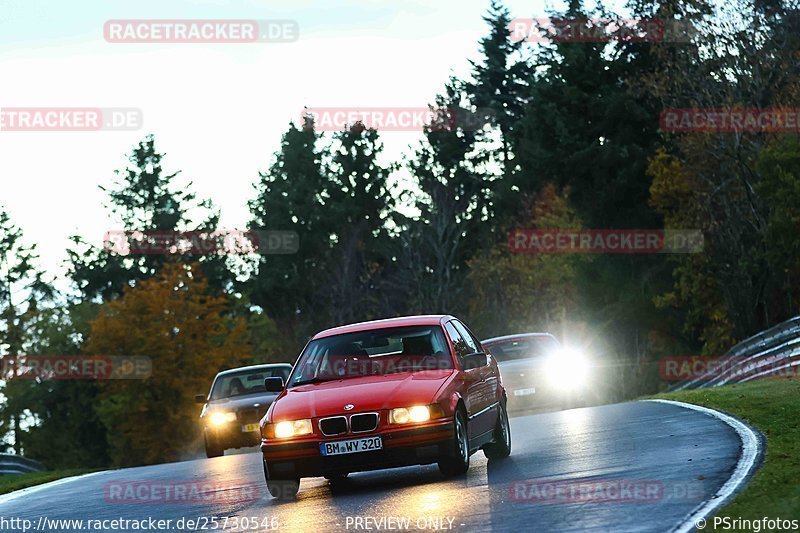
[271,419,313,439]
[389,404,444,424]
[545,348,588,389]
[209,411,237,426]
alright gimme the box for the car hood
[206,392,279,412]
[270,370,455,420]
[497,358,550,384]
[498,357,549,371]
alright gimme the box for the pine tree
[0,206,51,454]
[389,79,487,314]
[246,118,332,341]
[467,0,531,186]
[325,124,395,324]
[69,135,230,300]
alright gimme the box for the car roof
[313,315,456,339]
[481,332,559,345]
[216,363,293,376]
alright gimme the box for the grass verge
[652,378,799,518]
[0,468,99,496]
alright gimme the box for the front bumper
[205,424,261,449]
[261,419,454,478]
[503,376,585,410]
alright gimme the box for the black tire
[263,459,300,499]
[204,434,224,458]
[438,409,470,477]
[483,401,511,460]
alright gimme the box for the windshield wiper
[291,376,340,387]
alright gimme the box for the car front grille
[238,407,269,423]
[319,416,348,436]
[350,413,379,433]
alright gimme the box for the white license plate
[242,423,260,433]
[320,436,382,456]
[514,387,536,397]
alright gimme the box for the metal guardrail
[0,454,44,475]
[671,315,800,391]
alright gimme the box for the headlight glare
[209,411,237,426]
[273,418,313,439]
[545,348,588,389]
[409,405,431,422]
[390,405,439,424]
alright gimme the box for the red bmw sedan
[259,315,511,497]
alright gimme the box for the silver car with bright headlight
[481,333,589,412]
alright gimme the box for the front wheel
[438,409,470,477]
[263,459,300,499]
[483,402,511,460]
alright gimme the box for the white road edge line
[0,470,106,505]
[645,399,762,533]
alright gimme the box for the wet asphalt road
[0,401,745,532]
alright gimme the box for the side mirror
[194,394,206,404]
[462,352,488,370]
[265,377,285,393]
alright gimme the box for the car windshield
[288,325,453,387]
[483,336,560,362]
[210,367,291,400]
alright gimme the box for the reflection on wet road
[0,402,743,532]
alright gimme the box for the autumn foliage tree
[642,0,800,349]
[86,262,249,466]
[467,184,585,335]
[648,150,737,355]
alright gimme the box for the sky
[0,0,587,286]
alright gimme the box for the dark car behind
[197,363,293,457]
